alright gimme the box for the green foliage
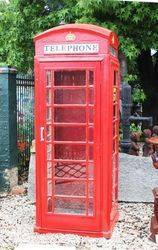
[132,87,146,103]
[130,123,142,134]
[124,74,138,83]
[0,0,158,73]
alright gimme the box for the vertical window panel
[47,180,52,196]
[46,107,52,121]
[47,197,53,212]
[47,144,52,161]
[47,161,52,178]
[46,70,52,87]
[46,124,52,142]
[46,88,52,105]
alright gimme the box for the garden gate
[16,74,34,172]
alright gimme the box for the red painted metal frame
[34,24,120,238]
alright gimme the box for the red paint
[34,24,120,238]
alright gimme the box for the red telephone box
[34,24,120,238]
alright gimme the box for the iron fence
[16,74,34,173]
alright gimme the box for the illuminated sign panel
[44,43,99,54]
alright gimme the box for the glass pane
[47,197,53,212]
[89,127,94,142]
[47,180,52,196]
[46,124,52,141]
[54,197,86,215]
[47,161,52,178]
[89,181,94,197]
[46,70,52,87]
[88,199,94,216]
[46,88,52,105]
[54,107,86,123]
[55,144,86,160]
[89,87,94,104]
[55,162,86,179]
[89,71,94,85]
[89,162,94,179]
[89,145,94,160]
[55,126,86,141]
[89,107,94,123]
[54,89,86,104]
[55,180,86,196]
[46,107,52,121]
[47,144,52,160]
[54,70,86,86]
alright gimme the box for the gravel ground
[0,194,157,250]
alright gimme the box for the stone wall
[119,153,158,202]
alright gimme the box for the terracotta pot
[148,137,158,145]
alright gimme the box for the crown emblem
[65,32,76,41]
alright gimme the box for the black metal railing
[16,74,34,174]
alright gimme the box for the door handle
[40,127,44,141]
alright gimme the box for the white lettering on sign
[44,43,99,54]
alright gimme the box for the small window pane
[55,162,86,179]
[89,87,94,104]
[89,145,94,160]
[55,126,86,141]
[47,162,52,178]
[47,180,52,196]
[46,88,52,105]
[47,197,53,212]
[89,127,94,142]
[46,125,52,142]
[55,144,86,161]
[89,181,94,197]
[89,107,94,123]
[47,144,52,160]
[54,70,86,86]
[54,89,86,104]
[46,71,52,87]
[46,107,52,121]
[88,162,94,179]
[54,107,86,123]
[89,71,94,85]
[55,180,86,196]
[54,197,86,215]
[88,199,94,216]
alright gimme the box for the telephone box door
[36,61,101,233]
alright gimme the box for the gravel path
[0,194,157,250]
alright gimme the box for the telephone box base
[34,226,111,238]
[34,212,119,239]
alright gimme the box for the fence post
[0,66,18,192]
